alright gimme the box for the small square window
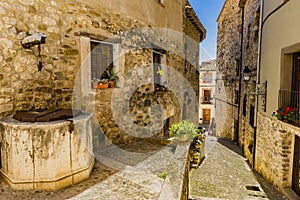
[202,73,212,83]
[90,40,119,89]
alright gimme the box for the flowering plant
[273,105,299,124]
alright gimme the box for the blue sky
[188,0,226,63]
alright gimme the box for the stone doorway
[292,135,300,195]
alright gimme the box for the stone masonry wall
[0,0,84,116]
[216,0,260,144]
[0,0,151,117]
[239,0,260,165]
[256,112,296,191]
[216,0,242,139]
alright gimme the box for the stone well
[0,112,94,190]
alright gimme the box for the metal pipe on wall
[252,0,264,170]
[237,1,245,145]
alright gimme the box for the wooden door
[293,135,300,195]
[202,109,211,124]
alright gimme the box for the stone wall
[238,0,260,164]
[256,112,296,192]
[216,0,260,146]
[0,0,199,114]
[216,0,242,139]
[93,86,181,145]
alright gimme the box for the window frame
[80,36,119,94]
[90,39,119,83]
[152,49,167,92]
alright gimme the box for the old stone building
[217,0,300,198]
[0,1,205,146]
[215,0,243,140]
[216,0,259,157]
[199,59,216,126]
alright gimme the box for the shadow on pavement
[217,138,244,157]
[216,138,288,200]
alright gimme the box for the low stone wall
[256,112,297,191]
[159,142,190,200]
[159,135,205,200]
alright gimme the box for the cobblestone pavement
[0,140,180,200]
[189,135,288,200]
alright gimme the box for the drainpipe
[253,0,290,170]
[237,2,245,144]
[252,0,264,170]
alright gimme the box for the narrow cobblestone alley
[189,135,288,200]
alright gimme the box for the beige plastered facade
[254,0,300,197]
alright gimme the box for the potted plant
[273,105,299,125]
[169,120,204,142]
[97,79,109,89]
[106,67,119,88]
[92,78,101,89]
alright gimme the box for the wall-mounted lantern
[241,66,252,82]
[21,32,47,71]
[241,66,267,112]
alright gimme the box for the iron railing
[278,89,300,127]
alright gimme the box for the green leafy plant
[169,120,204,140]
[106,67,119,83]
[273,105,299,124]
[158,172,167,179]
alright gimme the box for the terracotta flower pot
[109,80,116,88]
[97,83,109,89]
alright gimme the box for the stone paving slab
[69,171,160,200]
[70,141,188,200]
[189,136,288,200]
